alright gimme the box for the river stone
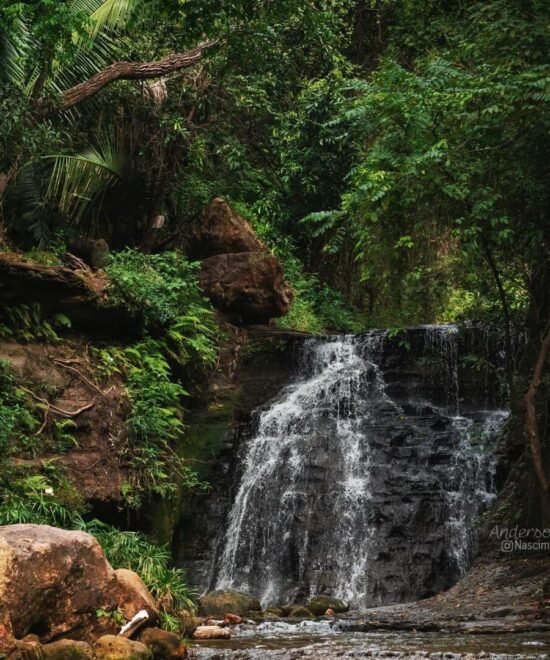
[223,613,242,625]
[198,590,261,616]
[286,605,314,620]
[192,625,231,640]
[138,627,186,659]
[42,639,94,659]
[93,635,152,659]
[14,637,44,659]
[115,569,159,621]
[307,595,349,616]
[265,607,284,618]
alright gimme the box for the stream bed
[190,621,550,659]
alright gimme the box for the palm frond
[71,0,139,44]
[16,164,51,245]
[46,136,127,223]
[0,17,34,91]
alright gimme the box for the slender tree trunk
[140,197,166,253]
[522,324,550,519]
[481,237,513,381]
[0,162,21,245]
[140,162,167,253]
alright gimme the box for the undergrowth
[94,340,210,507]
[232,202,363,334]
[0,355,197,621]
[277,253,363,333]
[0,303,71,342]
[0,492,194,615]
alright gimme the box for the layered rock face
[188,198,293,323]
[176,326,513,609]
[0,525,158,652]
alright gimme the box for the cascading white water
[213,327,508,609]
[216,336,381,606]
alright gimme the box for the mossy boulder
[93,635,152,659]
[306,595,349,616]
[42,639,94,659]
[198,590,261,616]
[286,605,314,620]
[138,627,186,659]
[265,607,284,618]
[178,610,202,637]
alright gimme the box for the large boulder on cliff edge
[187,197,266,258]
[185,197,293,323]
[199,251,293,322]
[0,524,157,644]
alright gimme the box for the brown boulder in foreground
[138,627,187,659]
[93,635,152,659]
[42,639,94,658]
[0,525,119,642]
[0,525,157,645]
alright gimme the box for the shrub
[0,360,39,457]
[94,341,209,508]
[82,519,196,613]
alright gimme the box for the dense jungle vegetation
[0,0,549,627]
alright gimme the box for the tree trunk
[481,237,513,382]
[522,324,550,518]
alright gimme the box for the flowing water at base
[190,622,550,659]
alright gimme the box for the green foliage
[46,137,128,224]
[84,519,196,613]
[100,250,217,504]
[123,341,208,503]
[106,251,216,349]
[52,419,79,453]
[0,303,71,342]
[0,359,38,457]
[277,253,362,334]
[0,473,86,528]
[106,249,219,368]
[158,611,182,633]
[324,1,549,325]
[94,340,209,507]
[96,608,125,626]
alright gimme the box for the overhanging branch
[36,39,218,116]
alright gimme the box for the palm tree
[0,0,215,242]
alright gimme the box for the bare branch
[36,40,218,116]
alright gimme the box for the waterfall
[211,326,509,609]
